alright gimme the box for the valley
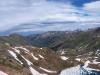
[0,28,100,75]
[0,0,100,75]
[0,27,100,75]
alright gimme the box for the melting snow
[40,67,57,73]
[61,51,65,55]
[93,60,100,64]
[75,58,81,62]
[60,65,80,75]
[12,48,20,54]
[21,55,47,75]
[29,67,47,75]
[21,47,29,52]
[40,48,43,50]
[0,71,8,75]
[39,54,44,59]
[8,50,23,64]
[83,61,90,68]
[31,53,38,60]
[82,60,99,72]
[60,56,68,60]
[60,61,99,75]
[94,57,98,59]
[21,55,33,65]
[15,47,29,53]
[29,66,39,75]
[60,63,99,75]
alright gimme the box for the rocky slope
[0,43,80,75]
[0,44,100,75]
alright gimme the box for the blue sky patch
[48,0,98,7]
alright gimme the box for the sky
[0,0,100,34]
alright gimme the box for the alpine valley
[0,27,100,75]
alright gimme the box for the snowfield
[12,47,20,54]
[60,65,80,75]
[40,67,57,73]
[31,53,39,60]
[60,60,100,75]
[93,59,100,64]
[75,58,81,62]
[0,71,8,75]
[29,66,47,75]
[15,46,29,53]
[8,50,23,64]
[60,56,68,60]
[39,54,44,59]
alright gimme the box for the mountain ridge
[0,27,100,75]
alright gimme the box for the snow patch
[83,61,90,68]
[29,67,47,75]
[60,56,68,60]
[15,47,29,53]
[61,51,65,55]
[8,50,23,64]
[0,71,8,75]
[31,53,38,60]
[60,65,80,75]
[21,55,33,65]
[12,48,20,54]
[93,60,100,64]
[40,67,57,73]
[39,54,44,59]
[83,61,96,72]
[40,48,43,50]
[60,61,100,75]
[94,57,98,59]
[75,58,81,62]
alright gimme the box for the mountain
[0,34,79,75]
[27,31,70,48]
[0,34,30,46]
[0,27,100,75]
[28,27,100,51]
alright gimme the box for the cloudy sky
[0,0,100,34]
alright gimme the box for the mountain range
[0,27,100,75]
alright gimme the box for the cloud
[84,1,100,14]
[0,0,79,31]
[83,1,100,23]
[0,0,100,33]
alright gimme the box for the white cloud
[0,0,80,31]
[83,1,100,24]
[0,0,100,32]
[84,1,100,15]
